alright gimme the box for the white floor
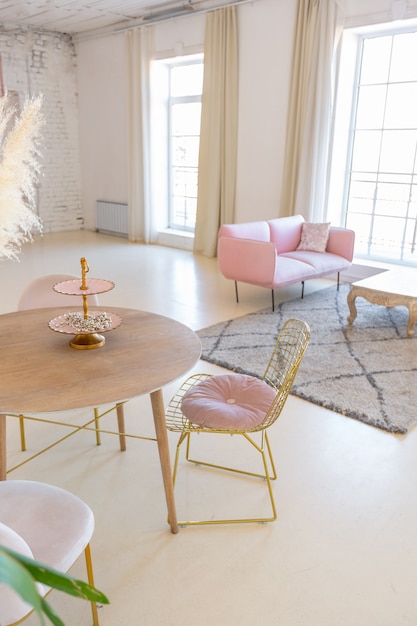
[1,230,417,626]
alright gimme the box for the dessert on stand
[48,257,121,349]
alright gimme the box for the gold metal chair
[165,317,310,526]
[13,274,125,457]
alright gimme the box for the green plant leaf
[0,545,109,605]
[0,547,46,624]
[39,595,66,626]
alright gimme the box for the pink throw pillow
[181,374,276,429]
[296,222,330,253]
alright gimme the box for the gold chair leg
[173,431,278,526]
[84,543,99,626]
[172,432,189,487]
[19,415,26,452]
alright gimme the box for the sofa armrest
[326,227,355,262]
[218,237,276,286]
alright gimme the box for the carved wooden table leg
[347,286,358,326]
[406,302,417,337]
[347,281,417,337]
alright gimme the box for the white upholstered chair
[165,318,310,526]
[0,480,100,625]
[15,274,124,454]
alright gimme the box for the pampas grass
[0,93,44,260]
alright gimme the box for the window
[341,25,417,265]
[150,55,203,235]
[169,60,203,232]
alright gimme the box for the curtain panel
[280,0,344,223]
[193,6,238,258]
[126,27,154,243]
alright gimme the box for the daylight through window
[345,27,417,264]
[168,58,203,232]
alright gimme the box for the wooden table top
[0,307,201,414]
[352,268,417,298]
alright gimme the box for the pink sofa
[218,215,355,310]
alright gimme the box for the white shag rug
[197,284,417,434]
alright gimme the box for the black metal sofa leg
[235,281,239,303]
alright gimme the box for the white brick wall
[0,27,83,232]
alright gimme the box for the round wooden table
[0,307,201,534]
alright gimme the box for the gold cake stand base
[70,333,105,350]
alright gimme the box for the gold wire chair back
[257,317,311,430]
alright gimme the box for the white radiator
[96,201,128,237]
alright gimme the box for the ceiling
[0,0,238,37]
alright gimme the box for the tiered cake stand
[48,257,122,350]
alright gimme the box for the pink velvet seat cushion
[181,374,276,429]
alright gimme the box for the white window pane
[351,130,382,171]
[389,32,417,82]
[346,213,372,254]
[171,64,203,97]
[348,179,376,214]
[360,36,391,84]
[379,130,417,173]
[172,103,201,135]
[385,83,417,128]
[356,84,386,128]
[168,59,202,232]
[371,215,405,247]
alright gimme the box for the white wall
[76,0,297,235]
[77,34,129,232]
[77,0,417,239]
[3,0,417,237]
[0,29,82,232]
[234,0,296,222]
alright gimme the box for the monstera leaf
[0,545,109,626]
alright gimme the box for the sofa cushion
[268,215,304,253]
[273,255,317,285]
[281,250,351,273]
[181,374,276,429]
[297,222,330,253]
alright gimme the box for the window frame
[334,19,417,266]
[166,55,203,233]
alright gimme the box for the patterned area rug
[197,284,417,434]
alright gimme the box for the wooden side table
[347,269,417,337]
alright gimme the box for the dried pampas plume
[0,93,44,260]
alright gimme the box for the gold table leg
[150,389,178,534]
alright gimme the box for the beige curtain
[126,27,154,243]
[193,6,238,258]
[280,0,344,222]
